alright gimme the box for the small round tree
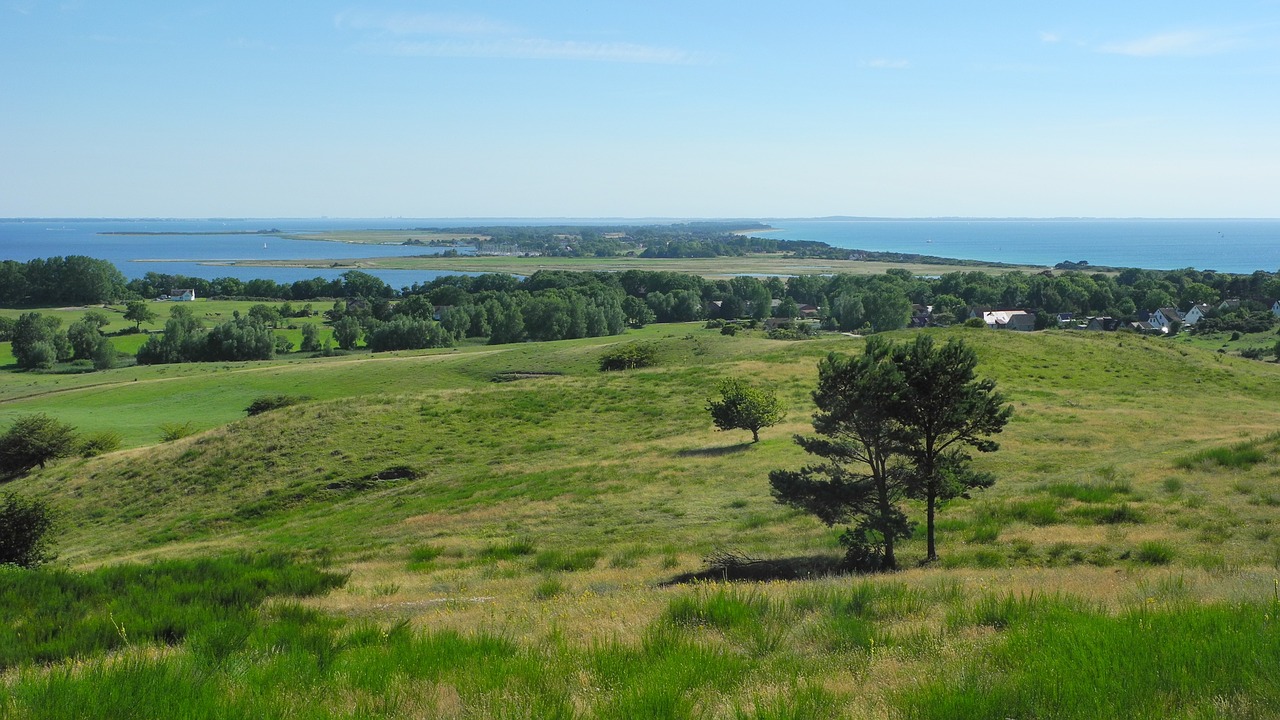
[123,300,157,331]
[0,414,78,478]
[0,493,57,567]
[707,377,785,443]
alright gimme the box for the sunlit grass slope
[7,326,1280,717]
[11,326,1280,574]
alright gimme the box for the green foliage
[90,335,117,370]
[365,316,452,352]
[599,342,658,371]
[299,322,322,352]
[123,300,157,330]
[0,413,78,477]
[772,335,1010,569]
[623,295,657,327]
[244,395,309,416]
[158,421,196,443]
[0,493,57,568]
[136,311,274,364]
[771,338,912,571]
[78,430,123,458]
[893,335,1011,561]
[706,377,786,443]
[0,256,127,306]
[332,316,362,350]
[66,318,104,361]
[204,317,275,361]
[11,312,71,369]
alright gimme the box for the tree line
[8,258,1280,371]
[8,251,1280,329]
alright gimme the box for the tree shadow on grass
[660,553,846,585]
[674,443,754,458]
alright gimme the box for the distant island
[99,229,283,236]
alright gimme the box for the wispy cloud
[1098,29,1244,57]
[861,58,911,70]
[1039,31,1061,44]
[336,9,703,65]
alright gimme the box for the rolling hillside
[5,326,1280,718]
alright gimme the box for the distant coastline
[99,229,283,236]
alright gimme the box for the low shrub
[78,430,123,458]
[1134,541,1175,565]
[1069,503,1145,525]
[478,539,535,561]
[534,576,566,599]
[245,394,310,416]
[598,342,658,371]
[534,549,601,572]
[157,421,196,442]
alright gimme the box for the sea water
[766,218,1280,274]
[2,217,1278,282]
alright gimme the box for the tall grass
[6,572,1280,718]
[1175,440,1269,470]
[903,601,1280,719]
[0,553,347,669]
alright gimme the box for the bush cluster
[598,343,658,371]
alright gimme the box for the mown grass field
[4,325,1280,717]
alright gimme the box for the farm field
[4,326,1280,717]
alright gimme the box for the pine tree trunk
[926,490,938,562]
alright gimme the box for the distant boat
[263,242,268,249]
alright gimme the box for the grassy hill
[5,326,1280,717]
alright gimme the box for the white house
[1149,307,1183,332]
[981,310,1036,331]
[1182,303,1211,326]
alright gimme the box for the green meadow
[4,324,1280,717]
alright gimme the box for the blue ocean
[766,218,1280,274]
[1,217,1278,282]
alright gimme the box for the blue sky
[2,1,1278,218]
